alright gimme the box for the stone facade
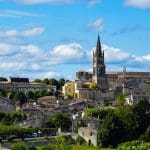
[63,35,150,101]
[62,82,75,97]
[0,97,15,112]
[93,35,107,89]
[78,127,98,146]
[76,71,92,81]
[0,81,56,93]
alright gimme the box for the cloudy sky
[0,0,150,80]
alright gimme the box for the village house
[0,97,15,112]
[78,127,98,146]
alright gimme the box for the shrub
[143,126,150,142]
[76,135,86,145]
[41,145,55,150]
[55,136,72,150]
[117,141,150,150]
[28,146,37,150]
[11,142,27,150]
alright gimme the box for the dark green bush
[11,142,27,150]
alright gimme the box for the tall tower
[93,34,107,89]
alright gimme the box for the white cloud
[0,43,17,56]
[20,44,43,56]
[0,27,44,38]
[0,9,43,18]
[15,0,74,4]
[125,0,150,8]
[88,0,101,7]
[102,44,130,62]
[31,63,40,70]
[0,62,26,71]
[90,44,150,71]
[0,33,149,80]
[87,18,104,32]
[49,43,85,62]
[142,54,150,61]
[43,71,61,78]
[14,0,102,6]
[0,41,89,79]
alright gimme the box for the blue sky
[0,0,150,80]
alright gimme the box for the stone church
[93,34,108,90]
[63,35,113,101]
[63,35,150,102]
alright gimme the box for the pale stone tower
[93,34,107,89]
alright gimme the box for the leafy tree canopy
[51,112,71,131]
[89,82,98,89]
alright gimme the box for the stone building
[78,127,98,146]
[93,34,108,90]
[62,82,75,98]
[0,77,56,93]
[76,71,92,81]
[63,35,150,101]
[0,97,15,112]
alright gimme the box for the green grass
[37,145,114,150]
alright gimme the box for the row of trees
[0,77,8,81]
[84,94,150,147]
[0,88,58,107]
[48,112,72,131]
[10,138,150,150]
[117,140,150,150]
[34,78,67,90]
[0,112,27,125]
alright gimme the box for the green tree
[55,136,72,150]
[85,108,114,119]
[26,91,35,100]
[33,90,41,100]
[117,141,150,150]
[0,89,6,97]
[116,93,126,110]
[49,78,59,89]
[11,142,27,150]
[98,112,124,147]
[45,90,53,96]
[41,145,54,150]
[0,77,8,81]
[58,78,66,90]
[89,82,98,89]
[43,78,49,85]
[40,89,47,97]
[14,91,27,107]
[1,115,11,125]
[12,112,26,122]
[131,100,150,138]
[34,79,42,83]
[51,112,71,131]
[115,100,150,141]
[143,126,150,142]
[6,90,16,100]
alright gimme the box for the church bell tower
[93,34,107,89]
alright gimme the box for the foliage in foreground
[143,126,150,142]
[12,141,150,150]
[0,111,27,125]
[98,99,150,147]
[50,112,72,131]
[84,108,114,119]
[117,141,150,150]
[41,145,105,150]
[11,142,37,150]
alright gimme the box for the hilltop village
[0,35,150,149]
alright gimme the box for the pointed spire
[96,34,102,56]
